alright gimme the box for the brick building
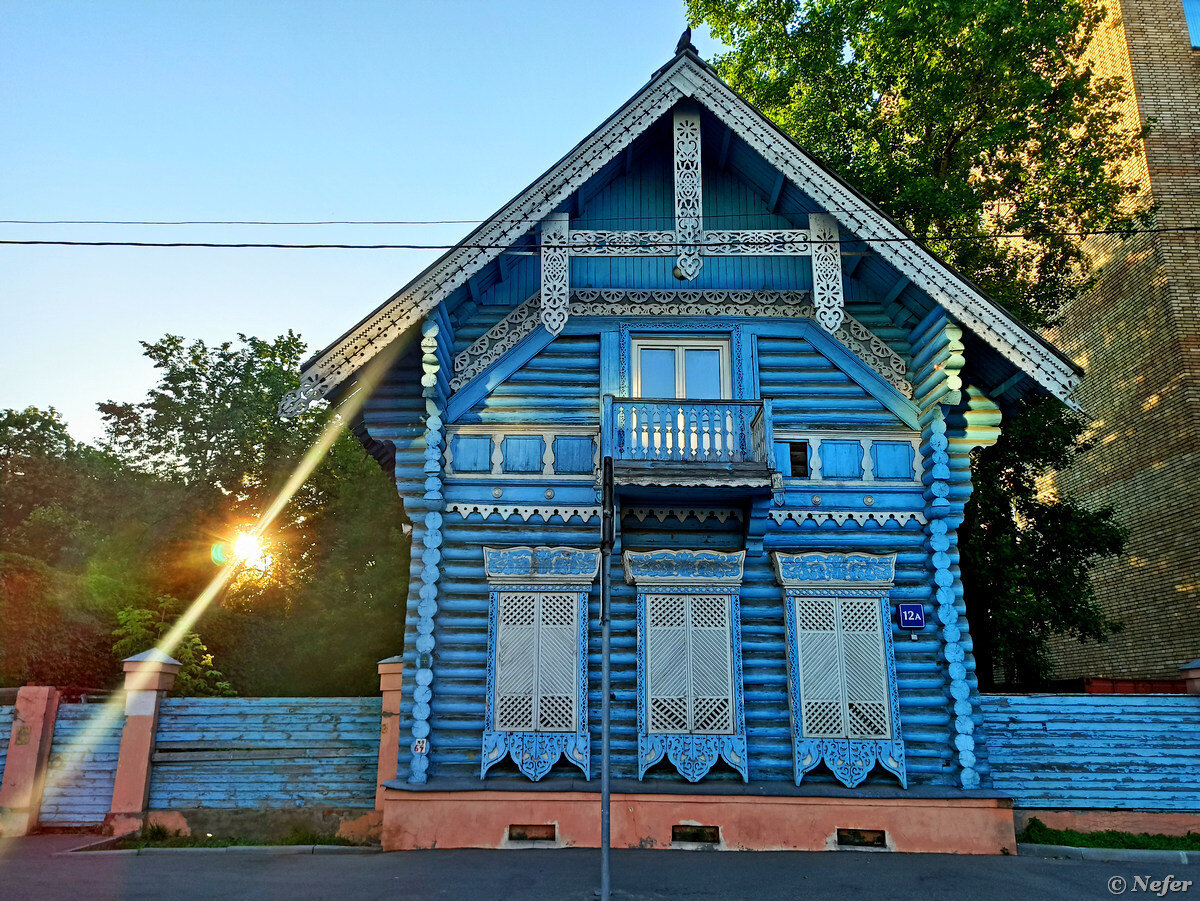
[1045,0,1200,679]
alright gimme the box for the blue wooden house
[281,44,1082,852]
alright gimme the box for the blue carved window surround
[623,549,749,783]
[481,546,600,782]
[771,551,907,789]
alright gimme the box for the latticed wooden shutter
[494,591,578,733]
[794,595,892,740]
[794,596,846,738]
[646,592,734,734]
[646,593,689,733]
[534,592,577,732]
[495,592,538,731]
[689,594,733,734]
[837,596,891,740]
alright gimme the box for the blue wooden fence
[980,694,1200,810]
[0,705,13,786]
[147,697,382,810]
[38,704,123,827]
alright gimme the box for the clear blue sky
[1,1,722,442]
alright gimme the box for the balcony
[602,396,776,490]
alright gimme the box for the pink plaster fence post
[105,650,180,836]
[1183,658,1200,695]
[0,686,61,835]
[376,656,405,808]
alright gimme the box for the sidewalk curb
[1019,843,1196,864]
[61,841,381,857]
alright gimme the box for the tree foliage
[690,0,1136,682]
[1,333,409,696]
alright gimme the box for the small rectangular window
[631,337,731,399]
[789,441,810,478]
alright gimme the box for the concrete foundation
[381,788,1017,854]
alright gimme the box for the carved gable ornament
[284,51,1081,417]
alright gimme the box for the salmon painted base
[381,789,1016,854]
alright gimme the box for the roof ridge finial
[675,26,695,56]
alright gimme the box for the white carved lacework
[809,213,844,333]
[540,212,570,336]
[768,509,926,527]
[675,60,1078,403]
[448,503,600,523]
[446,288,910,400]
[288,54,1079,418]
[673,109,703,280]
[834,317,911,398]
[450,294,541,391]
[569,230,675,255]
[279,73,685,416]
[703,230,811,255]
[624,507,741,524]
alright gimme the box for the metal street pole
[599,454,614,901]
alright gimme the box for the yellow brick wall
[1044,0,1200,678]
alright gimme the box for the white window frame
[631,336,732,399]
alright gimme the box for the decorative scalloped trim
[481,730,590,781]
[623,507,741,524]
[447,502,600,523]
[449,294,540,391]
[768,509,926,527]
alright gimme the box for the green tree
[690,0,1136,682]
[112,596,235,697]
[98,333,410,696]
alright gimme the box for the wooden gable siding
[756,335,896,428]
[38,704,122,827]
[148,698,382,809]
[461,334,601,425]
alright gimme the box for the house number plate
[897,603,925,630]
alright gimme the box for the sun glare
[232,531,271,571]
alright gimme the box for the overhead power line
[1,224,1199,251]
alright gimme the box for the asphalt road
[0,834,1192,901]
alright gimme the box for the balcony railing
[602,396,776,486]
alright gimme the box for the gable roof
[284,49,1081,416]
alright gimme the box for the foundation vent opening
[672,824,720,845]
[836,827,887,848]
[508,824,556,842]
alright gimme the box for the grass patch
[1018,817,1200,851]
[109,824,360,850]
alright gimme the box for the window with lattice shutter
[838,596,890,739]
[494,591,577,733]
[794,595,891,740]
[646,592,734,735]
